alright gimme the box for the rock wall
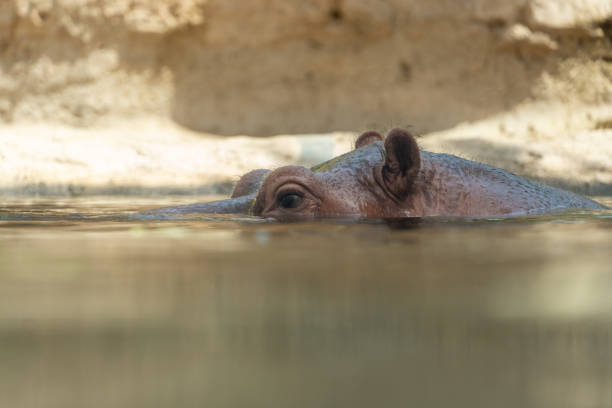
[1,0,610,135]
[1,0,611,196]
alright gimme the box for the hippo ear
[231,169,271,198]
[382,129,421,200]
[355,131,383,149]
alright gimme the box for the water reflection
[0,196,611,408]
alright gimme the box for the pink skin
[151,129,607,219]
[250,129,606,221]
[231,169,271,198]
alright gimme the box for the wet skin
[152,129,607,221]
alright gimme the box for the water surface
[1,196,611,408]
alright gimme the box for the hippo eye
[278,193,303,209]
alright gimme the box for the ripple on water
[0,196,611,408]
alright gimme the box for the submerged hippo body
[154,129,607,220]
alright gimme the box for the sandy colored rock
[10,0,206,36]
[0,0,611,196]
[500,24,558,54]
[1,0,609,134]
[528,0,612,29]
[0,119,354,196]
[2,103,610,196]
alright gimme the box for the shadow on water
[0,196,611,408]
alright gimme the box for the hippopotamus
[152,129,607,221]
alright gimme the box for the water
[1,196,611,408]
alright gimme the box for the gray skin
[150,129,607,220]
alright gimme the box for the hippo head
[153,129,422,219]
[229,128,422,221]
[153,128,608,218]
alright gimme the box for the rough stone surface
[528,0,612,29]
[1,0,610,134]
[0,119,354,196]
[0,0,611,195]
